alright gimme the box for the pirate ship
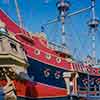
[0,0,100,100]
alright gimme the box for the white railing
[78,86,100,97]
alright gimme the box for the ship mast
[44,0,92,55]
[56,0,70,47]
[88,0,99,65]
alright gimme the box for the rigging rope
[14,0,23,28]
[67,17,85,60]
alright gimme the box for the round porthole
[45,53,51,60]
[34,49,40,55]
[56,57,61,63]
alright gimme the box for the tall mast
[88,0,99,64]
[14,0,23,28]
[56,0,70,47]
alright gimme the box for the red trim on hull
[0,9,29,35]
[33,82,67,98]
[0,80,67,98]
[15,80,67,98]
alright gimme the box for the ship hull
[17,96,78,100]
[0,8,100,100]
[26,57,68,98]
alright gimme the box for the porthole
[56,57,61,63]
[34,49,40,55]
[45,53,51,60]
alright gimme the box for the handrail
[78,86,100,96]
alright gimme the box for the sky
[0,0,100,61]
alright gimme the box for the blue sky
[0,0,100,61]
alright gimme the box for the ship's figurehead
[0,23,29,99]
[0,74,17,100]
[3,75,17,100]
